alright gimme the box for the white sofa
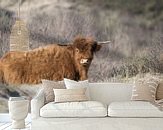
[31,83,163,130]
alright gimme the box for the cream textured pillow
[42,79,65,103]
[131,77,159,102]
[64,78,90,99]
[156,80,163,100]
[53,88,88,103]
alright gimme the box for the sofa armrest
[31,89,45,119]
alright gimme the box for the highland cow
[0,37,110,85]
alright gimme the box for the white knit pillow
[64,78,90,99]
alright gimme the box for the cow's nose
[80,59,90,64]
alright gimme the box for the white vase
[8,97,29,129]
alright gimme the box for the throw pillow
[64,78,90,99]
[42,79,65,103]
[131,77,159,102]
[156,80,163,100]
[53,88,88,103]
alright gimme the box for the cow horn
[98,41,111,44]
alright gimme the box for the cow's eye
[76,48,79,53]
[92,43,97,52]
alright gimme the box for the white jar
[8,97,29,129]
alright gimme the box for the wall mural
[0,0,163,112]
[0,36,109,85]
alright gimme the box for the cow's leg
[79,69,88,81]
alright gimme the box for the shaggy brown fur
[0,37,101,85]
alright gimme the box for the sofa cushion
[108,101,163,117]
[40,101,107,117]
